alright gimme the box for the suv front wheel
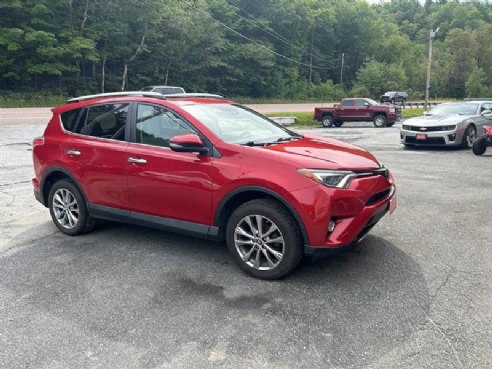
[226,199,303,279]
[48,179,95,236]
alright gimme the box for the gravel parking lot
[0,117,490,369]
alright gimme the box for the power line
[183,1,341,70]
[225,0,338,64]
[225,0,304,53]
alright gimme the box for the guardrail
[396,102,444,109]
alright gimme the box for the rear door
[61,102,130,210]
[339,99,356,120]
[125,103,214,226]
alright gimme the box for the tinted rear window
[60,108,82,132]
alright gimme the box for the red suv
[32,92,396,279]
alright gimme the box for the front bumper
[292,174,396,252]
[400,127,463,146]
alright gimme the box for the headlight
[390,107,395,113]
[298,169,356,188]
[442,125,456,131]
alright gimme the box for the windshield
[428,103,478,116]
[182,104,300,144]
[366,99,379,106]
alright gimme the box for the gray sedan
[400,101,492,148]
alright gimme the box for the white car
[400,101,492,148]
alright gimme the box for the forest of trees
[1,0,491,100]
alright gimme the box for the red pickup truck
[314,98,401,128]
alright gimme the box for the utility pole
[309,31,314,83]
[340,52,345,85]
[424,27,439,110]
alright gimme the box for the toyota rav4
[32,92,397,279]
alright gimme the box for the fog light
[448,133,456,141]
[328,220,336,233]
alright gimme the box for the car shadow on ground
[1,221,431,368]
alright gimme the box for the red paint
[33,96,396,249]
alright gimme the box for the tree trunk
[80,0,89,36]
[121,23,147,91]
[101,56,106,93]
[121,63,128,91]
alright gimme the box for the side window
[76,103,129,141]
[341,100,353,107]
[136,104,195,148]
[481,103,492,112]
[354,99,367,107]
[60,108,82,132]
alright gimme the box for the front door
[126,103,214,226]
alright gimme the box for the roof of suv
[58,92,229,113]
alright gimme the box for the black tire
[472,135,488,155]
[373,114,387,128]
[225,199,303,280]
[334,121,344,127]
[48,179,95,236]
[321,114,334,128]
[461,125,477,149]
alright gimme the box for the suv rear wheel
[48,179,95,236]
[226,199,303,279]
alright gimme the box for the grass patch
[234,97,331,104]
[401,108,424,119]
[267,108,425,127]
[0,93,67,108]
[267,112,318,126]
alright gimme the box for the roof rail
[67,91,167,103]
[163,93,224,100]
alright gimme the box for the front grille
[366,188,391,205]
[402,125,455,132]
[353,167,389,179]
[405,136,446,145]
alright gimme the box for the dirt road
[0,103,333,126]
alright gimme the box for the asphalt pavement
[0,118,490,369]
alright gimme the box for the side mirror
[170,134,209,155]
[481,109,492,117]
[424,111,432,116]
[364,102,370,107]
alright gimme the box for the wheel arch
[214,186,309,245]
[372,111,387,119]
[41,167,88,207]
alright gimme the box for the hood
[406,114,471,126]
[253,135,381,170]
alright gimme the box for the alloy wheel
[52,188,79,229]
[234,215,285,270]
[466,126,476,147]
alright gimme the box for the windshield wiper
[275,135,303,142]
[242,141,271,146]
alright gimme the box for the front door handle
[128,157,147,164]
[66,150,81,156]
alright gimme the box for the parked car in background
[380,91,408,105]
[32,91,396,279]
[314,98,401,128]
[400,101,492,148]
[141,85,185,95]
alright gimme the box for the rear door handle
[128,157,147,164]
[66,150,81,156]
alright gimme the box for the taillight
[33,136,45,146]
